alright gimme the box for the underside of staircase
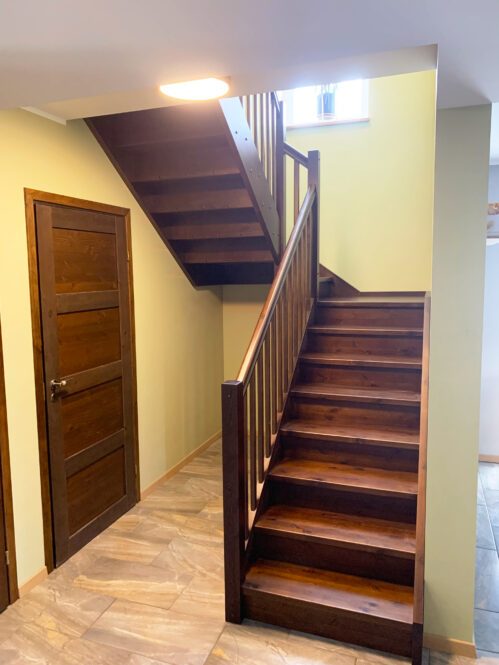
[242,284,428,660]
[87,98,281,285]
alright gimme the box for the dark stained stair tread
[317,297,425,308]
[255,505,416,557]
[308,325,423,337]
[290,383,421,406]
[243,559,414,625]
[269,458,418,497]
[300,352,422,369]
[280,419,420,449]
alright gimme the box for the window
[282,79,369,128]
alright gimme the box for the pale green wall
[425,104,491,641]
[0,109,224,586]
[286,70,436,292]
[222,284,270,381]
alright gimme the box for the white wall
[425,105,491,642]
[479,165,499,457]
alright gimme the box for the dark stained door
[0,465,9,612]
[35,202,137,565]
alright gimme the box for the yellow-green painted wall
[222,284,270,381]
[0,109,224,586]
[425,104,491,642]
[286,70,436,292]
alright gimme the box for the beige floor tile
[0,622,74,664]
[84,531,166,564]
[73,556,191,610]
[169,574,225,619]
[152,537,224,580]
[85,599,224,665]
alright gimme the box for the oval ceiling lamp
[159,77,230,101]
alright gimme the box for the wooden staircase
[222,147,429,664]
[86,95,284,285]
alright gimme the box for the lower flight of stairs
[242,293,425,658]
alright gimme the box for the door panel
[35,201,137,565]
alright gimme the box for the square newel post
[308,150,320,300]
[222,380,245,623]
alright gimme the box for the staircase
[86,90,429,662]
[86,95,283,285]
[222,145,430,664]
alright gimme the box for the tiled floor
[476,463,499,654]
[0,441,498,664]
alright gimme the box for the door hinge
[5,550,9,566]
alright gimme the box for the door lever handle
[50,379,67,400]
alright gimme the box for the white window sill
[286,116,370,130]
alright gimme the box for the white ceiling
[1,0,499,119]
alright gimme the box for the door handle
[50,379,67,401]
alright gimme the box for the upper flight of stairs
[86,100,280,285]
[242,290,426,660]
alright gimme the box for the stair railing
[240,93,286,255]
[222,147,320,622]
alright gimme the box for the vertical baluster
[282,285,289,394]
[300,235,306,335]
[245,96,251,127]
[243,388,249,540]
[270,315,277,434]
[260,94,265,172]
[264,334,271,457]
[294,161,300,224]
[257,354,264,483]
[249,374,256,510]
[266,93,271,185]
[287,272,293,382]
[252,95,258,150]
[272,101,277,197]
[277,298,283,412]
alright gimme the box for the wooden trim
[24,188,139,572]
[479,454,499,463]
[19,566,48,597]
[413,292,431,629]
[140,430,221,500]
[0,321,19,602]
[287,116,370,130]
[423,633,477,658]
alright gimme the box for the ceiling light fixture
[159,77,230,101]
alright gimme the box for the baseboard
[19,566,48,597]
[140,430,222,500]
[479,454,499,464]
[423,633,477,658]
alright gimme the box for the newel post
[308,150,320,299]
[222,379,245,623]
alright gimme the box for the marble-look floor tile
[84,531,166,564]
[475,608,499,652]
[477,505,496,550]
[477,652,499,663]
[206,620,357,665]
[73,556,191,609]
[152,537,223,580]
[484,489,499,528]
[142,485,210,515]
[5,580,113,639]
[480,464,499,491]
[478,475,487,506]
[85,598,224,665]
[106,513,142,533]
[169,574,225,619]
[475,547,499,611]
[0,622,73,664]
[62,635,138,664]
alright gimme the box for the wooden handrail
[283,142,309,167]
[237,185,316,386]
[222,147,320,623]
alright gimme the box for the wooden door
[0,465,9,612]
[34,201,138,566]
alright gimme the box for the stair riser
[243,592,413,657]
[305,332,423,358]
[280,438,419,472]
[270,481,417,524]
[315,305,424,328]
[253,531,415,586]
[290,400,421,432]
[297,363,422,391]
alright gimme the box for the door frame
[0,319,19,604]
[25,189,140,572]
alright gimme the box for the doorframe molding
[0,319,19,603]
[24,189,140,573]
